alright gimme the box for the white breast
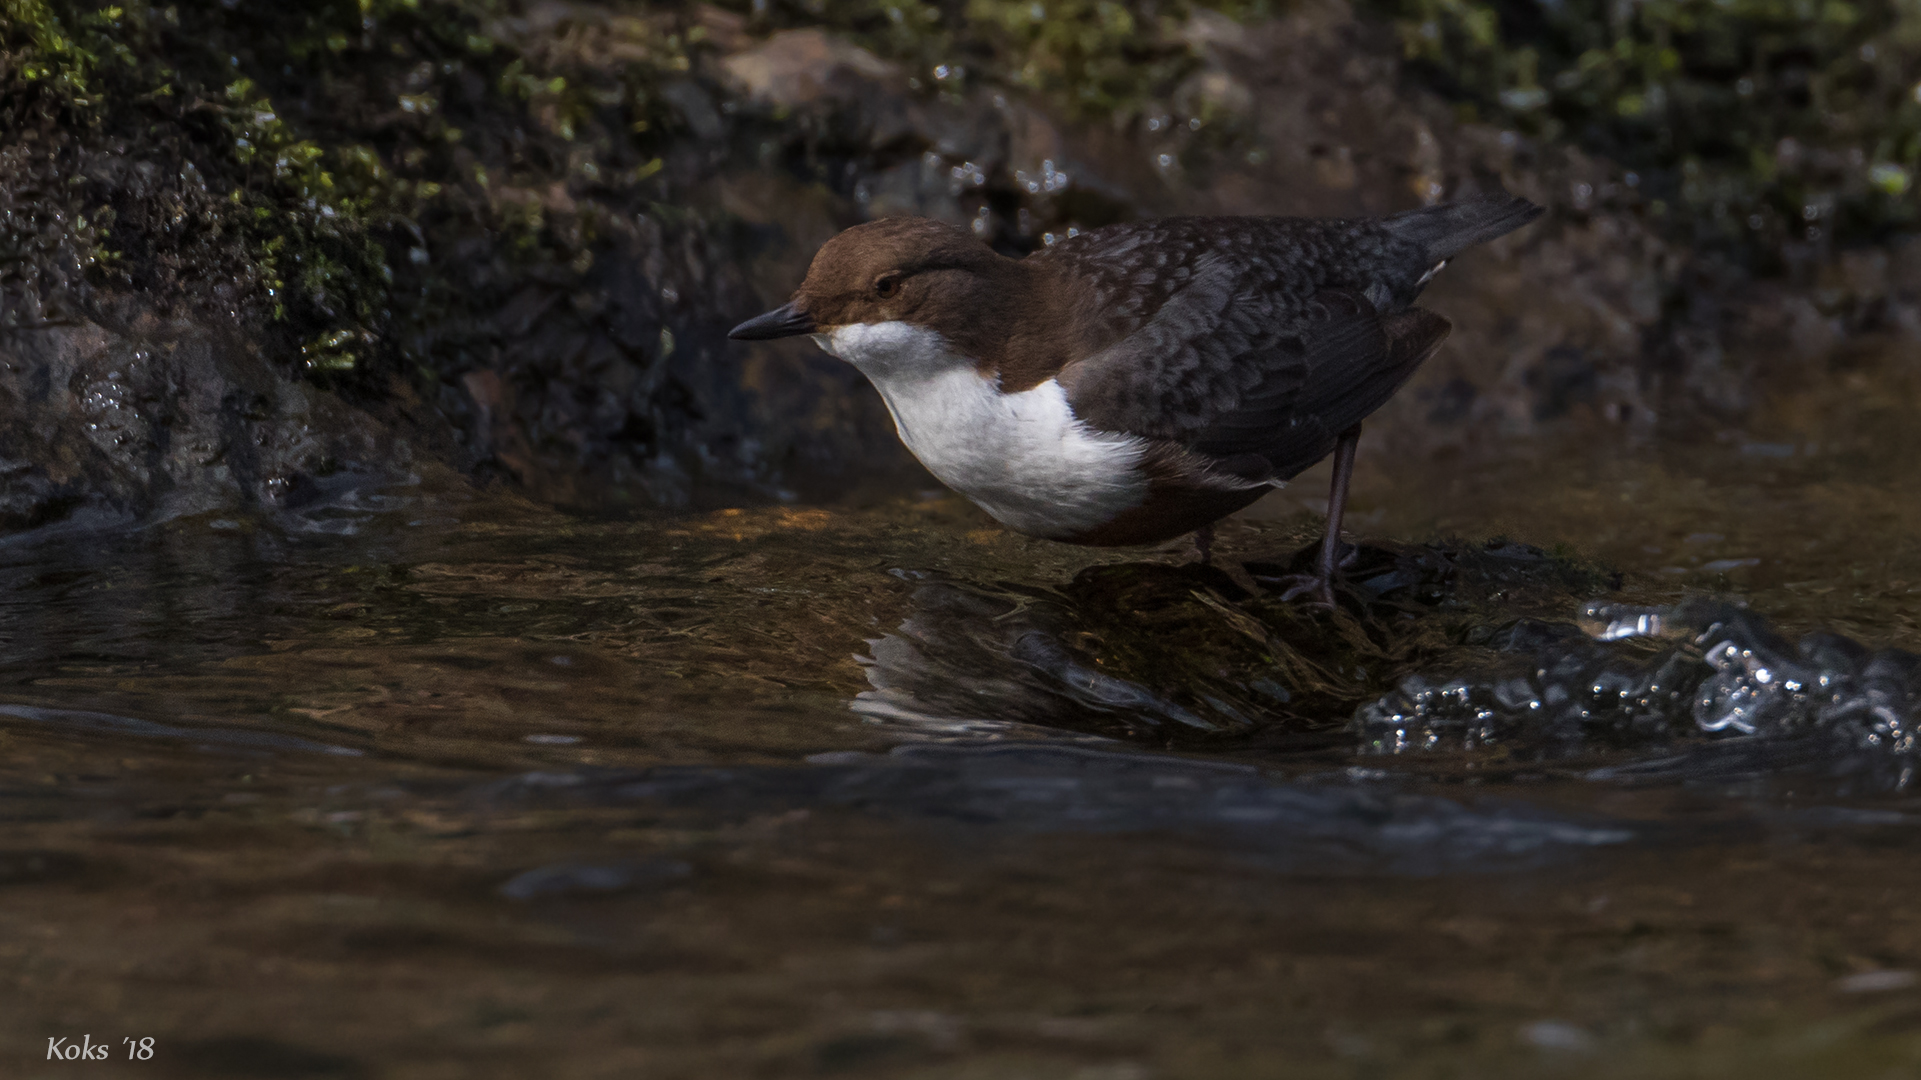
[819,322,1150,538]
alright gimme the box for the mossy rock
[1372,0,1921,267]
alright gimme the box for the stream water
[7,345,1921,1079]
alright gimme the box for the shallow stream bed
[7,352,1921,1079]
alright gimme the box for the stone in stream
[851,537,1921,793]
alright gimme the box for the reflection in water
[854,575,1239,740]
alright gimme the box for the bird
[729,192,1543,604]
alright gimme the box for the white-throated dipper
[730,192,1543,603]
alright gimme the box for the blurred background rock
[3,0,1918,531]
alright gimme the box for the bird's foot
[1266,541,1356,608]
[1273,573,1337,609]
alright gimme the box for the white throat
[818,322,1150,538]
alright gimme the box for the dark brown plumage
[730,192,1543,602]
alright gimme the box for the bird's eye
[873,273,902,299]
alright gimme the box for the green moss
[969,0,1196,115]
[0,0,128,106]
[0,2,122,326]
[732,0,1272,122]
[0,0,694,380]
[1374,0,1921,265]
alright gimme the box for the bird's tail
[1380,190,1544,263]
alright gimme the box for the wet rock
[720,30,902,109]
[0,311,415,534]
[1173,69,1255,124]
[660,80,729,143]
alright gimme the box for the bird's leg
[1282,423,1363,607]
[1317,423,1363,581]
[1192,522,1214,565]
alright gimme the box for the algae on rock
[0,0,785,514]
[1378,0,1921,267]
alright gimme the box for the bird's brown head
[728,218,1016,342]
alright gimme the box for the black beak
[728,301,817,340]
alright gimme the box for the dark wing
[1056,248,1450,483]
[1187,297,1451,478]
